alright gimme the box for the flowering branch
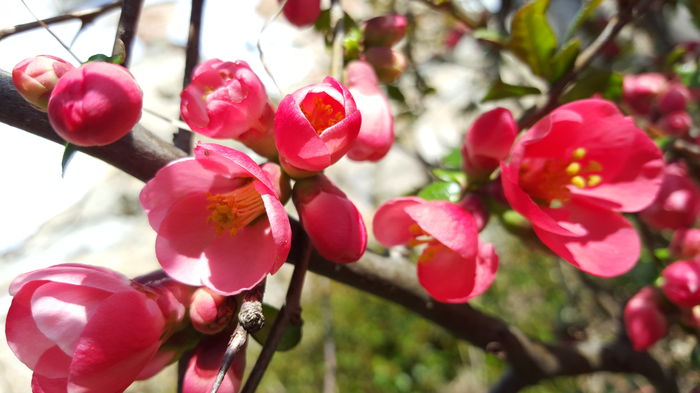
[112,0,144,66]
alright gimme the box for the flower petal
[373,197,424,247]
[406,201,477,260]
[417,246,477,303]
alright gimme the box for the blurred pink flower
[662,260,700,308]
[461,107,517,183]
[280,0,321,27]
[670,228,700,259]
[363,14,408,47]
[640,162,700,230]
[622,73,667,115]
[12,55,74,111]
[5,264,166,393]
[624,286,667,351]
[362,47,407,84]
[274,77,361,177]
[501,99,664,277]
[182,333,245,393]
[373,197,498,303]
[47,61,142,146]
[140,143,291,295]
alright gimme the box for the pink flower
[624,286,668,351]
[363,14,408,47]
[640,162,700,230]
[501,99,664,277]
[274,77,361,177]
[293,175,367,263]
[362,47,407,84]
[345,61,394,161]
[461,107,517,183]
[670,228,700,259]
[189,287,236,334]
[12,55,74,111]
[47,61,142,146]
[657,82,690,115]
[182,333,245,393]
[181,59,276,158]
[622,73,667,115]
[5,264,166,393]
[657,110,692,137]
[661,260,700,308]
[459,194,489,232]
[373,197,498,303]
[140,142,291,295]
[280,0,321,27]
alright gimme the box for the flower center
[300,91,345,135]
[206,182,265,236]
[519,147,604,207]
[406,223,445,264]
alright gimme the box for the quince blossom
[373,197,498,303]
[140,143,291,295]
[640,162,700,230]
[624,286,668,351]
[12,55,74,111]
[501,99,664,277]
[661,260,700,308]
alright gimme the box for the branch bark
[113,0,145,66]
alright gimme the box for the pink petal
[533,200,640,277]
[372,197,424,246]
[68,291,164,393]
[417,246,477,303]
[202,219,277,295]
[32,372,68,393]
[261,192,292,273]
[182,333,245,393]
[9,264,132,296]
[33,346,72,379]
[405,201,478,260]
[6,282,56,369]
[347,84,394,162]
[194,143,278,194]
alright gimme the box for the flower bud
[280,0,321,27]
[622,73,667,115]
[624,286,668,351]
[189,287,237,334]
[640,162,700,230]
[362,47,407,84]
[12,55,74,111]
[661,260,700,308]
[658,82,690,114]
[345,61,394,161]
[261,162,291,204]
[461,107,517,184]
[47,61,142,146]
[274,77,361,177]
[293,175,367,263]
[670,228,700,259]
[363,14,408,47]
[182,333,245,393]
[657,110,692,137]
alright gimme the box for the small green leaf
[61,143,79,177]
[385,84,406,104]
[549,39,580,83]
[678,64,700,88]
[441,147,463,170]
[418,181,461,202]
[343,27,363,61]
[432,169,466,185]
[507,0,557,79]
[564,0,604,40]
[653,248,670,260]
[86,53,124,64]
[472,29,505,47]
[250,304,302,352]
[482,77,542,102]
[561,69,622,102]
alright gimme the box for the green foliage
[549,39,580,83]
[507,0,557,79]
[61,143,78,177]
[482,77,542,102]
[562,69,622,102]
[250,304,303,351]
[441,147,463,170]
[564,0,604,40]
[418,181,461,202]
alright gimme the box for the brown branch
[113,0,144,66]
[173,0,205,153]
[0,69,678,392]
[412,0,484,30]
[329,0,344,81]
[0,1,121,41]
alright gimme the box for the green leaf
[385,84,406,104]
[678,64,700,88]
[506,0,557,79]
[482,77,542,102]
[564,0,604,40]
[86,53,124,65]
[432,169,466,185]
[549,39,580,83]
[61,143,79,177]
[418,181,461,202]
[472,29,505,47]
[343,27,363,61]
[250,304,303,352]
[441,147,463,170]
[561,69,622,102]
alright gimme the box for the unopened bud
[12,55,74,111]
[189,287,237,335]
[363,14,408,47]
[362,47,407,84]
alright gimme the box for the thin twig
[412,0,483,29]
[112,0,144,66]
[0,1,120,41]
[173,0,205,154]
[321,281,337,393]
[240,234,312,393]
[256,0,288,95]
[329,0,344,81]
[17,0,82,63]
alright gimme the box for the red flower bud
[47,61,142,146]
[670,228,700,259]
[362,47,407,84]
[658,82,690,114]
[461,107,517,183]
[280,0,321,27]
[189,288,237,334]
[12,55,74,111]
[657,110,692,137]
[640,162,700,230]
[624,286,668,351]
[662,260,700,308]
[622,73,667,115]
[293,175,367,263]
[363,14,408,47]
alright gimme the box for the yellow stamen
[587,175,602,187]
[206,182,265,236]
[571,176,586,189]
[565,162,581,175]
[572,147,586,160]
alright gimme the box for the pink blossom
[345,61,395,161]
[47,61,142,146]
[293,175,367,263]
[189,287,236,334]
[501,99,664,277]
[640,162,700,230]
[363,14,408,47]
[274,77,361,177]
[280,0,321,27]
[661,260,700,308]
[670,228,700,259]
[182,333,245,393]
[624,286,668,351]
[657,110,692,137]
[181,59,276,158]
[5,264,166,393]
[461,107,517,183]
[622,73,667,115]
[657,82,690,114]
[362,47,407,84]
[12,55,74,111]
[140,142,291,295]
[373,197,498,303]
